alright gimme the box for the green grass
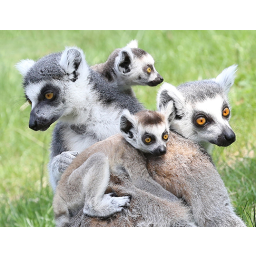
[0,30,255,227]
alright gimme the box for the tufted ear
[157,82,185,121]
[215,64,237,95]
[120,109,137,136]
[115,46,134,74]
[59,47,86,82]
[16,59,35,77]
[126,39,138,48]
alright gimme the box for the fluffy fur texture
[16,43,164,191]
[53,109,194,227]
[54,109,245,227]
[157,65,237,153]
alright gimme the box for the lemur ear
[116,47,133,74]
[157,82,185,120]
[120,109,136,135]
[59,47,86,82]
[126,39,138,48]
[215,64,237,95]
[16,59,35,77]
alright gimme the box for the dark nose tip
[224,130,236,143]
[158,146,166,155]
[158,76,164,83]
[29,119,38,130]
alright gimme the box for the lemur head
[157,65,237,147]
[16,47,89,131]
[92,40,163,89]
[119,103,174,156]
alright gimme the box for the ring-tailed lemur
[54,106,195,227]
[16,43,164,191]
[157,65,237,153]
[54,105,245,227]
[91,40,163,96]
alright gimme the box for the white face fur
[120,110,171,157]
[114,44,163,88]
[16,47,92,131]
[157,65,237,147]
[171,95,235,146]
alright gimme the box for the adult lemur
[16,42,163,191]
[53,107,245,227]
[157,65,237,153]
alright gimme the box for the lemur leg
[49,151,79,192]
[79,153,131,217]
[54,152,131,226]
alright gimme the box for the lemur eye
[223,107,230,117]
[162,134,169,140]
[27,99,32,105]
[196,117,206,126]
[144,137,152,143]
[147,67,151,73]
[45,92,54,100]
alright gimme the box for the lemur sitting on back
[54,105,195,227]
[16,43,164,192]
[157,65,237,153]
[91,40,163,96]
[54,105,245,227]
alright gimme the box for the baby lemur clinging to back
[54,105,195,227]
[54,105,245,227]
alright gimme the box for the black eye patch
[38,84,60,106]
[192,111,215,128]
[142,133,156,145]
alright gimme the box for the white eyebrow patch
[194,95,228,122]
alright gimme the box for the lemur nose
[158,146,166,155]
[224,130,236,143]
[159,76,164,83]
[29,119,38,130]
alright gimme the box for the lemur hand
[49,151,79,191]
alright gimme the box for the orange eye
[163,134,168,140]
[223,107,230,117]
[45,93,54,100]
[27,99,32,105]
[196,117,206,126]
[147,67,151,73]
[145,137,152,143]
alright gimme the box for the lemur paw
[58,151,79,173]
[83,193,131,218]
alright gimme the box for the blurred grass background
[0,30,255,227]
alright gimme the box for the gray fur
[17,44,163,191]
[177,80,223,104]
[157,65,237,153]
[54,110,245,227]
[23,53,65,86]
[53,132,194,227]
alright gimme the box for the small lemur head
[94,40,163,89]
[16,47,89,131]
[119,103,174,156]
[157,65,237,147]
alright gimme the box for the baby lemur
[54,106,195,227]
[54,106,245,227]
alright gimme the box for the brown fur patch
[136,110,164,126]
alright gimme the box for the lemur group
[17,40,245,227]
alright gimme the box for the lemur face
[114,45,163,88]
[157,65,237,147]
[172,94,235,147]
[120,110,171,157]
[16,47,90,131]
